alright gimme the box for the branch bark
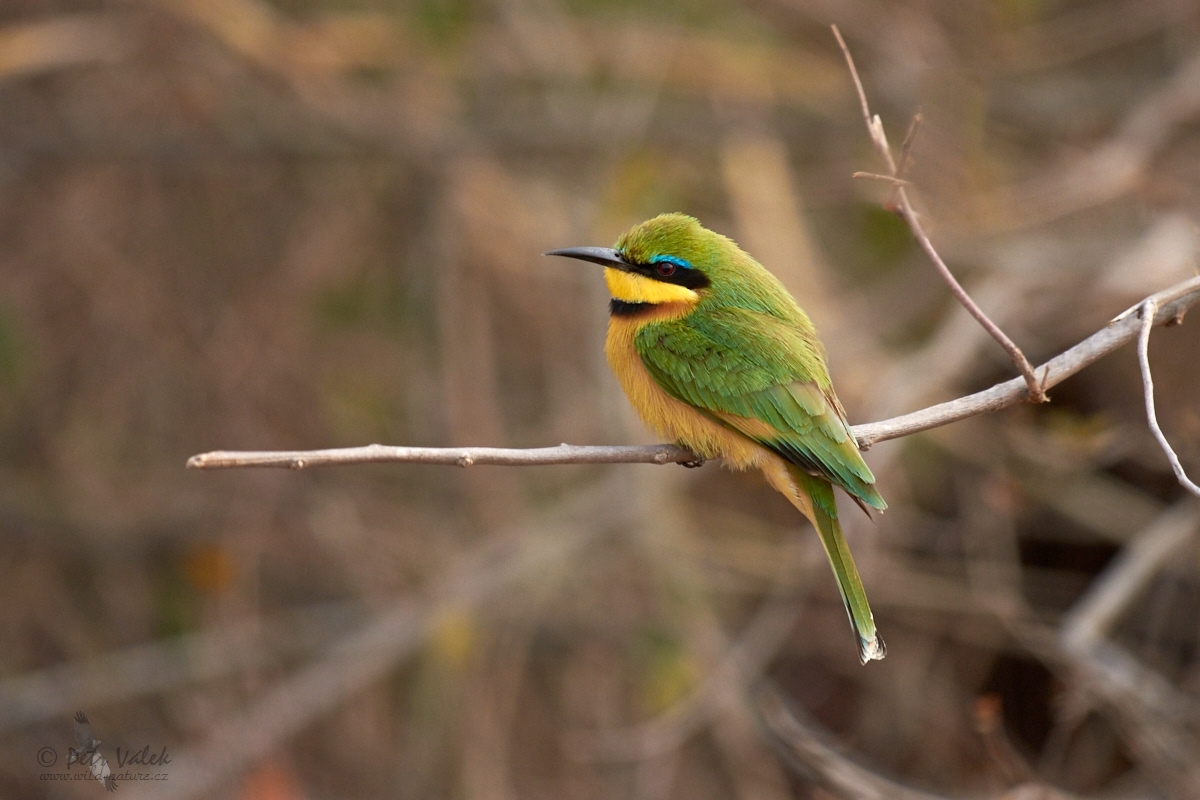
[187,276,1200,470]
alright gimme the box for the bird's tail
[791,467,885,664]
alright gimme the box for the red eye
[655,262,677,277]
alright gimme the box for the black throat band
[609,299,656,317]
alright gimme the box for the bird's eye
[655,262,677,278]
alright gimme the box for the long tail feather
[792,468,885,663]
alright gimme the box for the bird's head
[547,213,748,316]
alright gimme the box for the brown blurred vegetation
[1,0,1199,798]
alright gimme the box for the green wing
[635,306,885,511]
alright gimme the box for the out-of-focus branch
[187,276,1200,469]
[1137,298,1200,498]
[831,24,1048,402]
[1021,620,1200,796]
[567,541,818,762]
[995,45,1200,229]
[0,13,130,80]
[758,668,1097,800]
[754,683,955,800]
[1000,0,1192,73]
[1062,502,1200,653]
[0,603,362,731]
[122,479,630,800]
[972,695,1038,785]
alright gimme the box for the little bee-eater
[548,213,887,663]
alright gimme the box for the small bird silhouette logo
[67,712,117,792]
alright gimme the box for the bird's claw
[680,459,705,469]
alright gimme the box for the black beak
[543,246,631,269]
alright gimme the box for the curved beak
[543,246,630,270]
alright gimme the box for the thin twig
[888,113,922,208]
[831,25,1049,403]
[852,171,911,187]
[186,277,1200,469]
[1137,298,1200,497]
[896,113,922,181]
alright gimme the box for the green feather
[793,469,885,664]
[635,307,885,511]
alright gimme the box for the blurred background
[1,0,1200,798]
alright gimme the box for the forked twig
[831,25,1049,403]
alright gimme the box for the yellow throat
[604,267,700,306]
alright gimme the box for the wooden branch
[186,277,1200,470]
[831,25,1049,402]
[188,442,699,470]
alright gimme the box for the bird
[68,712,117,792]
[547,213,887,663]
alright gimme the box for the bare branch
[187,277,1200,469]
[188,442,699,470]
[831,25,1049,403]
[1137,298,1200,497]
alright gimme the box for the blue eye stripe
[649,255,692,269]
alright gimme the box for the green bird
[548,213,887,663]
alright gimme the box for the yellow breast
[603,309,769,471]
